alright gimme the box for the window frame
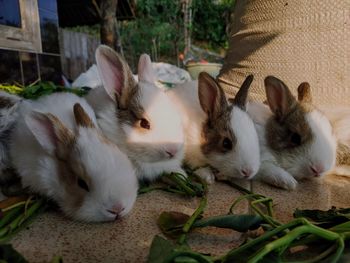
[0,0,42,52]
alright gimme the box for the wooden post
[99,0,123,54]
[183,0,192,55]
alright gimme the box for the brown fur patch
[73,104,94,128]
[336,143,350,165]
[56,145,92,210]
[231,74,253,110]
[44,113,76,159]
[200,105,237,155]
[118,63,138,109]
[117,82,145,129]
[297,82,312,104]
[0,97,15,108]
[266,103,313,153]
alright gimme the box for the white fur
[322,106,350,176]
[167,80,261,182]
[0,92,22,180]
[85,46,185,181]
[248,101,337,190]
[10,92,138,222]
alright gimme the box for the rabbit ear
[95,45,135,107]
[25,111,75,157]
[138,54,156,83]
[231,74,254,111]
[198,72,227,119]
[73,103,95,128]
[264,76,297,121]
[297,82,312,104]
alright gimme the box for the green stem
[0,198,45,242]
[178,197,207,245]
[167,173,197,197]
[229,194,262,214]
[0,206,23,230]
[328,237,344,263]
[221,218,308,262]
[1,201,28,212]
[248,224,341,263]
[287,242,338,263]
[250,199,281,227]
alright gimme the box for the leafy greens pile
[145,177,350,263]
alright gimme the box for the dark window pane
[39,9,59,53]
[20,52,39,86]
[38,54,62,84]
[0,0,21,28]
[0,49,22,85]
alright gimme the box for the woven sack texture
[218,0,350,106]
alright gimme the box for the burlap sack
[218,0,350,106]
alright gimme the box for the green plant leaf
[294,207,350,228]
[147,235,176,263]
[0,244,28,263]
[158,212,190,238]
[194,214,263,232]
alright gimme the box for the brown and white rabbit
[85,45,185,181]
[248,76,337,190]
[167,72,260,183]
[10,92,138,222]
[0,92,21,182]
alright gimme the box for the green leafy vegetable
[148,178,350,263]
[147,236,177,263]
[0,244,28,263]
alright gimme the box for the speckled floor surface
[10,174,350,263]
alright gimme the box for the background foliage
[68,0,235,70]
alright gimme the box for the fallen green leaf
[158,212,190,238]
[147,235,176,263]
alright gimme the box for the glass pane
[0,0,22,28]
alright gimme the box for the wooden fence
[59,28,100,81]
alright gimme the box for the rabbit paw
[257,164,298,190]
[194,167,215,184]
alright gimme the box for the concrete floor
[10,174,350,263]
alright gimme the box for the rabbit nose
[241,168,253,178]
[310,164,324,177]
[165,147,178,158]
[107,204,125,219]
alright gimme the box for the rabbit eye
[77,177,90,192]
[290,132,301,146]
[140,118,150,130]
[222,137,233,150]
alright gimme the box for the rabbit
[85,45,185,181]
[10,92,138,222]
[321,106,350,176]
[0,92,22,183]
[167,72,261,183]
[248,76,337,190]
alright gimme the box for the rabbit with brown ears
[10,92,138,222]
[248,76,337,190]
[85,45,186,181]
[167,72,260,183]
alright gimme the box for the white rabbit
[85,45,185,181]
[248,76,337,190]
[322,106,350,176]
[167,72,260,183]
[10,92,138,222]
